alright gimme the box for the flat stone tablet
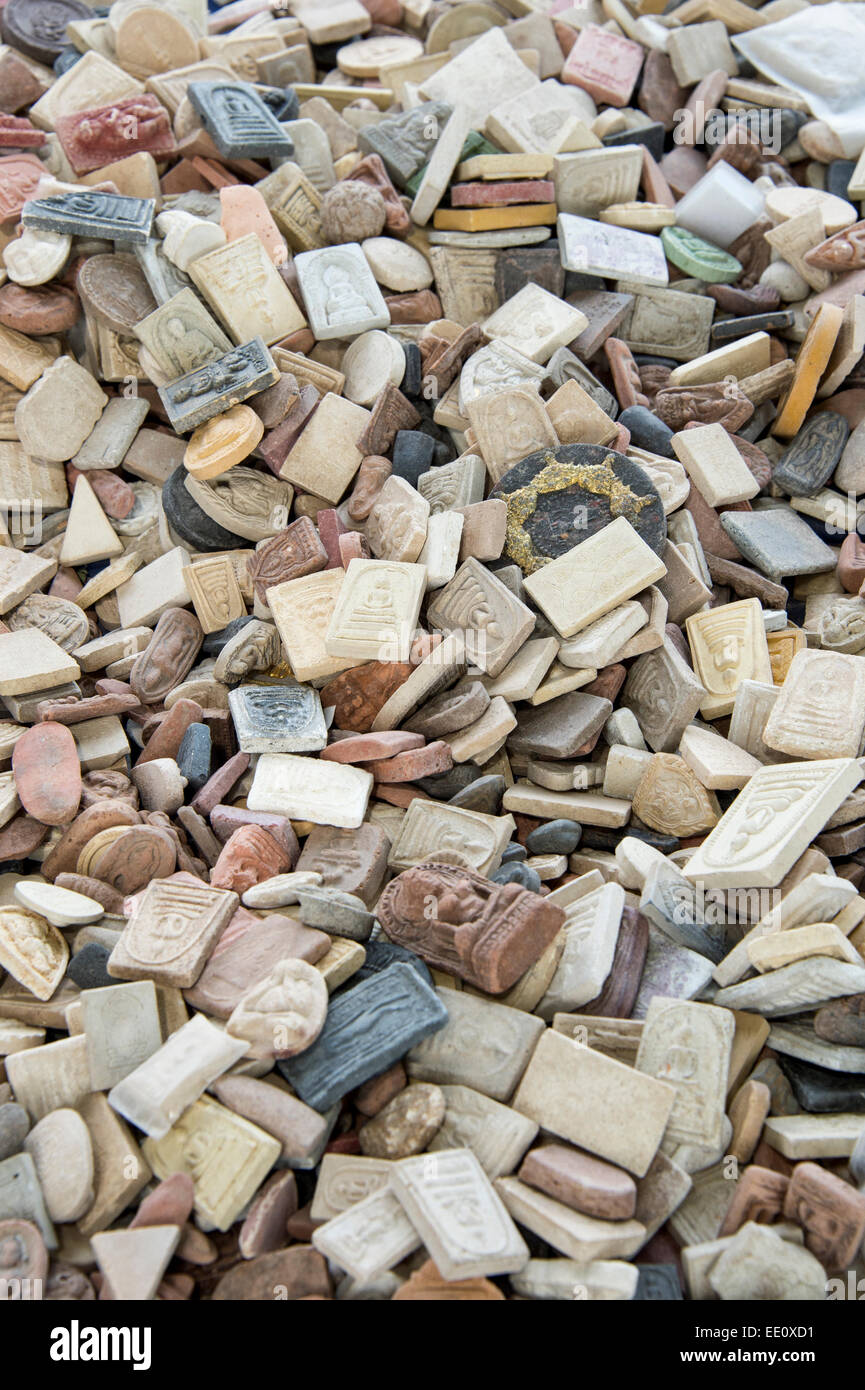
[780,1055,865,1114]
[366,475,429,563]
[387,799,513,876]
[458,344,545,417]
[72,397,149,475]
[310,1154,393,1221]
[558,213,669,287]
[524,517,666,640]
[5,1034,90,1124]
[535,883,625,1017]
[293,823,389,907]
[248,752,372,830]
[0,549,56,616]
[294,243,390,340]
[60,475,123,567]
[427,557,534,676]
[357,101,454,189]
[763,649,865,760]
[190,234,306,346]
[408,988,544,1102]
[75,1091,151,1239]
[671,423,759,508]
[391,1147,528,1280]
[496,1176,646,1263]
[513,1258,639,1302]
[79,981,163,1090]
[519,1145,636,1221]
[108,876,238,988]
[623,636,707,752]
[11,721,80,827]
[268,570,357,686]
[619,283,713,362]
[188,81,293,159]
[325,557,426,664]
[136,288,233,381]
[279,962,448,1111]
[108,1013,247,1140]
[312,1185,421,1284]
[482,283,587,366]
[719,506,838,584]
[23,192,155,242]
[714,957,865,1018]
[0,906,68,1001]
[428,1085,538,1179]
[556,146,642,220]
[228,683,327,755]
[186,911,328,1017]
[57,94,175,178]
[636,998,733,1151]
[639,861,725,964]
[420,23,541,124]
[773,411,851,497]
[90,1224,180,1303]
[513,1028,676,1177]
[685,597,773,721]
[280,393,371,504]
[248,519,327,605]
[78,251,157,334]
[142,1094,280,1231]
[15,355,107,463]
[763,1113,865,1161]
[684,758,862,890]
[183,557,245,636]
[212,1075,331,1171]
[158,337,278,433]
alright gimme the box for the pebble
[11,721,81,826]
[489,861,542,893]
[618,405,675,457]
[320,182,387,245]
[66,942,114,991]
[760,260,810,302]
[23,1107,93,1223]
[0,1103,30,1162]
[518,1143,637,1221]
[12,880,102,927]
[239,1170,298,1259]
[0,1215,48,1288]
[525,820,583,856]
[295,885,374,942]
[176,723,211,796]
[814,994,865,1047]
[0,0,858,1318]
[358,1083,445,1159]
